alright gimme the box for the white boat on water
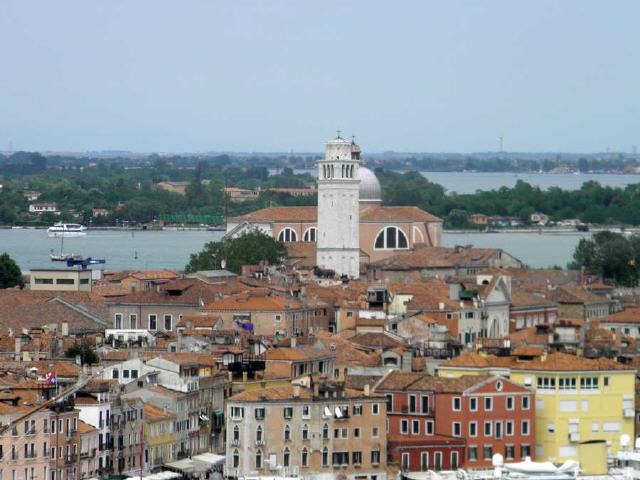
[47,223,87,237]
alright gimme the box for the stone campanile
[316,133,361,279]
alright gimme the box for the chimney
[14,337,21,354]
[227,371,233,382]
[293,386,300,398]
[290,337,297,348]
[364,384,370,397]
[61,322,69,337]
[313,382,319,397]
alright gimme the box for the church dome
[359,167,382,203]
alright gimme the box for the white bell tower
[316,132,361,278]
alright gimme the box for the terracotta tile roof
[511,345,545,357]
[376,370,495,393]
[345,374,382,390]
[510,351,634,372]
[231,205,441,224]
[231,206,318,222]
[142,352,218,368]
[78,420,96,434]
[370,245,511,270]
[360,206,441,223]
[598,307,640,324]
[511,288,557,309]
[265,346,334,362]
[501,268,582,287]
[509,326,551,348]
[101,351,132,362]
[204,293,302,311]
[554,285,609,304]
[263,362,293,380]
[388,433,465,446]
[350,332,407,350]
[229,383,381,402]
[313,331,381,367]
[176,314,222,328]
[144,403,175,421]
[439,352,516,369]
[376,371,427,390]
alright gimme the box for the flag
[45,371,57,385]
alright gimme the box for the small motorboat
[47,223,87,237]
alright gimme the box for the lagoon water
[1,228,584,272]
[3,171,633,272]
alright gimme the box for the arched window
[322,424,329,439]
[283,447,290,467]
[256,425,263,442]
[322,447,329,466]
[255,450,262,469]
[322,165,327,179]
[330,164,334,178]
[374,226,409,250]
[284,425,291,441]
[302,424,309,440]
[233,425,239,442]
[302,448,309,467]
[342,164,345,178]
[233,449,240,468]
[278,227,297,242]
[303,227,317,242]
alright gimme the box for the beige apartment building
[30,268,92,292]
[225,377,387,480]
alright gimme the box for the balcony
[230,439,240,446]
[624,409,635,418]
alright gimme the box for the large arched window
[283,448,290,467]
[233,449,240,468]
[278,227,297,242]
[322,447,329,467]
[302,448,309,467]
[255,450,262,469]
[303,227,317,242]
[322,423,329,439]
[374,226,409,250]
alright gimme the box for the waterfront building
[225,135,443,278]
[438,351,635,463]
[225,377,387,480]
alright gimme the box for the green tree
[185,230,287,274]
[65,342,98,365]
[0,252,24,289]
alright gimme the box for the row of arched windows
[277,227,316,243]
[277,226,409,250]
[231,446,319,469]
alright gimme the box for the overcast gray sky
[0,1,638,153]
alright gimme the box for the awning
[126,471,181,480]
[192,453,225,466]
[164,458,211,474]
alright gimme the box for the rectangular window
[421,452,429,470]
[230,407,244,419]
[483,446,493,460]
[559,377,577,390]
[372,403,380,415]
[115,313,123,329]
[604,376,610,387]
[401,419,409,434]
[469,397,478,411]
[421,396,429,414]
[469,421,477,437]
[484,421,492,437]
[283,407,293,419]
[426,420,434,435]
[521,420,530,436]
[484,397,493,411]
[506,420,514,436]
[580,377,599,390]
[401,453,410,470]
[386,394,393,412]
[149,314,157,330]
[452,422,461,437]
[434,452,443,471]
[495,421,503,439]
[409,395,417,413]
[521,445,531,458]
[506,396,514,410]
[352,451,362,465]
[352,404,362,416]
[468,447,478,461]
[55,278,75,285]
[505,445,515,459]
[412,420,420,434]
[452,397,461,411]
[371,450,380,465]
[129,314,137,329]
[522,396,530,410]
[537,377,556,390]
[164,314,172,331]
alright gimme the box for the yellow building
[144,403,177,469]
[438,352,635,463]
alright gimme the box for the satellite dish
[492,453,504,467]
[621,434,631,447]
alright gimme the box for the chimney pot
[364,384,370,396]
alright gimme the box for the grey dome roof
[359,167,382,203]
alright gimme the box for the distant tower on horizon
[499,135,504,154]
[316,132,361,279]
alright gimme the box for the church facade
[226,135,443,278]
